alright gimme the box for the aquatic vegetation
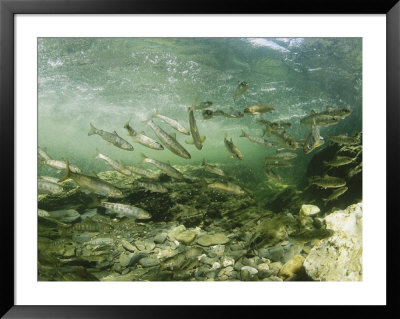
[38,38,362,281]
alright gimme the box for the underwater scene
[38,38,362,281]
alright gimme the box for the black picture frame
[1,0,398,317]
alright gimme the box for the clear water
[37,38,362,281]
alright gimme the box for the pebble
[268,262,283,276]
[154,233,167,244]
[299,204,320,216]
[121,239,136,252]
[196,233,229,246]
[240,266,258,281]
[230,243,243,251]
[167,225,186,242]
[302,246,311,254]
[278,255,305,279]
[139,257,160,268]
[228,249,247,261]
[222,257,234,267]
[208,244,225,257]
[119,252,133,267]
[175,230,196,245]
[212,262,221,269]
[262,276,283,281]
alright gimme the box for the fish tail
[94,148,100,159]
[88,123,97,136]
[239,129,247,138]
[59,161,71,182]
[123,120,131,129]
[38,147,51,160]
[151,109,160,119]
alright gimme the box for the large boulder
[303,203,362,281]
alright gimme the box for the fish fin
[59,161,71,182]
[123,118,132,129]
[88,123,97,136]
[200,136,206,143]
[171,132,176,140]
[185,138,194,145]
[240,129,246,138]
[228,155,234,158]
[113,130,120,137]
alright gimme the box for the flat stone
[139,257,160,268]
[268,262,283,276]
[175,230,196,245]
[262,276,283,281]
[167,225,186,242]
[121,239,136,252]
[228,249,247,261]
[119,252,134,267]
[222,257,234,267]
[240,266,258,281]
[197,233,229,247]
[154,233,167,244]
[257,262,270,272]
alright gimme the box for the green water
[38,38,361,185]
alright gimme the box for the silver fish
[322,186,348,202]
[233,81,248,102]
[141,153,184,180]
[101,201,151,219]
[124,121,164,150]
[146,119,191,159]
[240,130,276,147]
[152,110,190,135]
[95,150,132,176]
[38,179,64,195]
[187,108,206,150]
[39,176,60,184]
[88,123,133,151]
[136,181,168,193]
[126,165,159,180]
[59,162,123,198]
[319,107,352,119]
[224,136,243,160]
[201,159,225,177]
[303,124,324,154]
[207,182,246,195]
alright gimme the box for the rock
[234,261,244,272]
[257,262,270,272]
[134,240,146,251]
[208,244,225,257]
[228,249,247,261]
[262,276,283,281]
[144,239,155,251]
[240,266,258,281]
[175,230,196,245]
[119,252,134,267]
[167,225,186,242]
[128,253,148,266]
[299,204,321,216]
[278,255,305,279]
[121,239,136,252]
[230,243,243,251]
[302,246,311,254]
[212,262,221,269]
[111,263,122,274]
[262,245,284,262]
[268,262,283,276]
[196,233,229,246]
[304,203,362,281]
[154,232,167,244]
[139,257,160,268]
[222,257,234,267]
[218,266,234,280]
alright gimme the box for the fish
[136,181,168,193]
[300,112,339,126]
[125,165,159,180]
[38,176,60,184]
[146,119,191,159]
[270,130,298,150]
[59,161,124,198]
[87,237,114,246]
[38,147,51,161]
[240,130,276,148]
[327,134,360,145]
[38,179,64,195]
[224,136,243,160]
[101,201,151,219]
[265,150,298,161]
[322,186,348,202]
[38,209,50,217]
[141,153,184,180]
[324,156,356,167]
[233,81,248,102]
[303,123,324,154]
[88,123,133,151]
[152,110,190,135]
[264,160,294,168]
[186,106,206,150]
[202,109,243,120]
[309,174,346,189]
[192,101,213,110]
[319,106,352,119]
[207,182,246,195]
[95,149,132,176]
[264,169,283,183]
[201,159,225,177]
[124,121,164,150]
[244,103,275,115]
